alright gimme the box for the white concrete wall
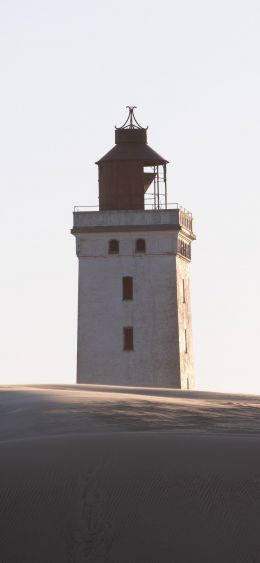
[176,256,194,389]
[73,208,195,389]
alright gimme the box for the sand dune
[1,385,260,562]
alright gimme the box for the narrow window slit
[123,276,133,300]
[185,329,188,353]
[123,327,133,351]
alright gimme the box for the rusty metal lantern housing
[96,107,168,211]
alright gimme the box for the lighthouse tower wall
[176,256,194,389]
[73,209,195,389]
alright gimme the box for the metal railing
[74,205,99,211]
[74,203,192,214]
[179,211,193,232]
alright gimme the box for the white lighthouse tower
[72,107,196,389]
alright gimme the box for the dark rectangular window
[135,238,146,253]
[109,239,119,254]
[123,276,133,300]
[123,327,133,351]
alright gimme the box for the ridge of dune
[1,385,260,562]
[1,384,260,441]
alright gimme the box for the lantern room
[96,106,168,211]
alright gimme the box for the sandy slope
[1,385,260,562]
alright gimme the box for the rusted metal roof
[96,141,168,166]
[96,106,168,166]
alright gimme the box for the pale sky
[1,0,260,393]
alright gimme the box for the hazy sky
[1,0,260,392]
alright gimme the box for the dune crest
[1,385,260,562]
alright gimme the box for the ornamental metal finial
[116,106,148,130]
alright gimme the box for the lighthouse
[71,107,196,389]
